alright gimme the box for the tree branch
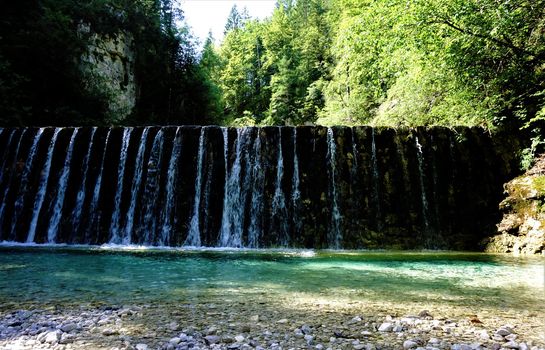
[432,17,538,59]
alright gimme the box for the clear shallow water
[0,246,543,313]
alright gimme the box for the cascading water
[27,128,61,243]
[86,130,112,242]
[159,127,182,246]
[47,128,78,243]
[291,128,302,237]
[370,128,382,231]
[0,129,27,228]
[415,136,430,232]
[186,127,206,247]
[10,128,44,239]
[247,129,264,248]
[140,130,165,244]
[350,127,359,177]
[109,128,132,243]
[270,127,288,246]
[123,128,150,244]
[0,130,16,187]
[218,128,250,248]
[0,126,514,250]
[71,128,97,238]
[326,127,342,249]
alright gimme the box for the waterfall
[0,130,17,204]
[415,136,430,232]
[291,128,302,238]
[109,128,132,243]
[159,127,182,246]
[430,134,440,230]
[123,128,150,244]
[140,129,165,244]
[10,128,44,239]
[86,129,112,242]
[247,129,264,248]
[0,125,514,250]
[218,128,250,247]
[326,127,342,249]
[71,128,97,238]
[271,127,288,246]
[27,128,61,243]
[370,128,382,230]
[47,128,78,243]
[0,129,27,231]
[0,130,16,188]
[350,127,359,176]
[186,127,206,247]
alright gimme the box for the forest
[0,0,544,160]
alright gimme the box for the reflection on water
[0,246,543,313]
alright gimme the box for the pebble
[169,337,181,344]
[403,340,418,349]
[504,341,520,349]
[101,328,119,336]
[0,304,543,350]
[60,322,77,332]
[205,335,221,344]
[378,322,393,332]
[44,330,60,344]
[301,324,312,334]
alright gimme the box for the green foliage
[209,0,544,140]
[1,0,544,141]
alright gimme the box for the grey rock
[102,328,119,336]
[496,327,514,336]
[222,335,235,343]
[60,322,77,333]
[206,326,218,335]
[301,324,312,334]
[378,323,393,332]
[403,340,418,349]
[59,332,75,344]
[135,344,149,350]
[169,337,181,344]
[205,335,221,345]
[44,330,60,344]
[235,335,245,342]
[504,341,520,349]
[393,325,403,332]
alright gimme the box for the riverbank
[1,297,544,350]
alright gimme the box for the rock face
[0,126,519,249]
[483,155,545,255]
[79,24,136,122]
